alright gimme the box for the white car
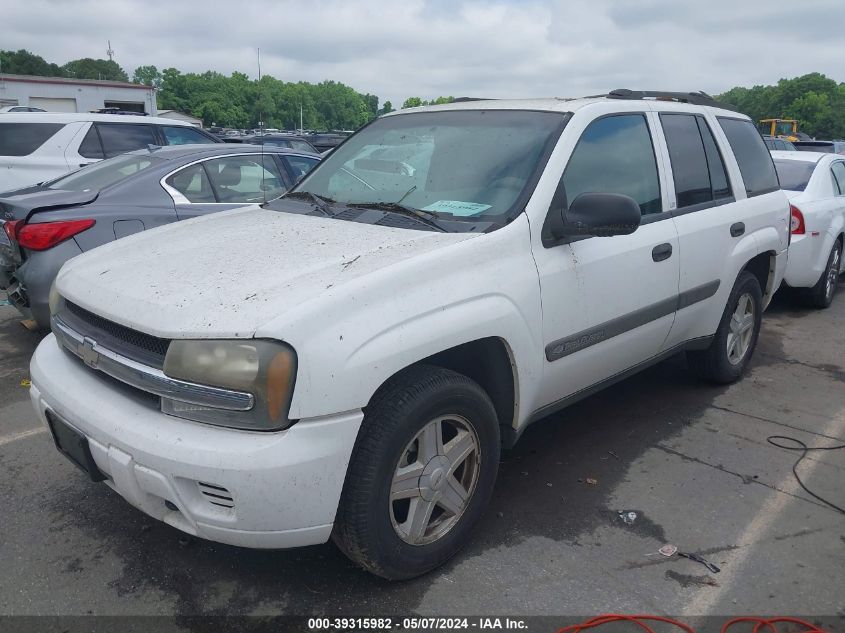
[0,105,47,113]
[772,150,845,307]
[30,91,790,579]
[0,113,221,192]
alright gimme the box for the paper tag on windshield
[422,200,492,216]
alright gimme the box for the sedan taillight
[3,219,21,242]
[16,219,96,251]
[789,205,805,235]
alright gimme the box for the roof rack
[605,89,740,112]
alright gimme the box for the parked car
[793,140,845,154]
[763,135,796,151]
[31,91,789,579]
[0,105,47,113]
[304,132,349,152]
[771,150,845,307]
[0,113,222,192]
[238,134,318,153]
[1,144,319,328]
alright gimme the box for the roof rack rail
[605,89,739,112]
[451,97,495,103]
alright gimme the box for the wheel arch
[366,337,520,448]
[741,250,778,306]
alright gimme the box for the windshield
[48,153,164,192]
[773,159,815,191]
[293,110,567,223]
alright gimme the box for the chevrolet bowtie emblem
[79,337,99,368]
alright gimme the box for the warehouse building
[0,74,157,115]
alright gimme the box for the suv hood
[57,206,475,338]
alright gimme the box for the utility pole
[106,41,114,62]
[300,103,303,133]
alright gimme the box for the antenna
[257,48,266,205]
[106,41,114,62]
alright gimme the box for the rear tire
[805,240,841,309]
[333,365,500,580]
[687,270,763,384]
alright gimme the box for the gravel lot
[1,284,843,626]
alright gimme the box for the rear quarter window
[717,118,779,197]
[0,123,64,156]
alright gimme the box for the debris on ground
[608,450,620,460]
[20,319,38,331]
[585,478,598,485]
[618,511,638,525]
[679,551,721,573]
[659,544,678,557]
[20,378,31,388]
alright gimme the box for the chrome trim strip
[52,315,254,412]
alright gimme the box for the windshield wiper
[282,190,336,216]
[345,201,448,233]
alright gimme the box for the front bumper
[30,335,363,549]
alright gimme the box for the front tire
[687,270,763,384]
[806,240,842,309]
[333,365,500,580]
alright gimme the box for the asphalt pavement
[1,284,843,626]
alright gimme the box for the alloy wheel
[389,415,481,545]
[727,292,755,365]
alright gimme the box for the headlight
[48,281,62,316]
[162,339,296,431]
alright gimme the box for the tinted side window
[161,126,216,145]
[78,125,104,159]
[718,118,779,197]
[283,155,319,182]
[204,155,287,202]
[697,117,731,199]
[167,163,216,203]
[0,123,64,156]
[561,114,661,216]
[831,162,845,195]
[660,114,712,208]
[96,123,158,158]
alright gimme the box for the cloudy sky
[4,0,842,106]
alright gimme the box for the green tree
[402,97,423,109]
[378,100,394,115]
[62,58,128,82]
[132,65,161,87]
[0,49,61,76]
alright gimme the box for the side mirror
[556,192,642,238]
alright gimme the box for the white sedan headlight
[162,339,296,431]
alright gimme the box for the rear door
[530,108,681,409]
[661,110,785,347]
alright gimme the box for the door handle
[730,222,745,237]
[652,243,673,262]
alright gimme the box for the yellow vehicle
[759,118,799,142]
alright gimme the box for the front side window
[167,163,216,202]
[49,153,162,191]
[296,110,567,223]
[561,114,662,216]
[718,118,779,197]
[96,123,158,158]
[162,126,216,145]
[204,155,287,202]
[0,123,64,157]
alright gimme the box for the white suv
[30,91,789,579]
[0,113,220,191]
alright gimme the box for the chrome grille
[63,301,170,368]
